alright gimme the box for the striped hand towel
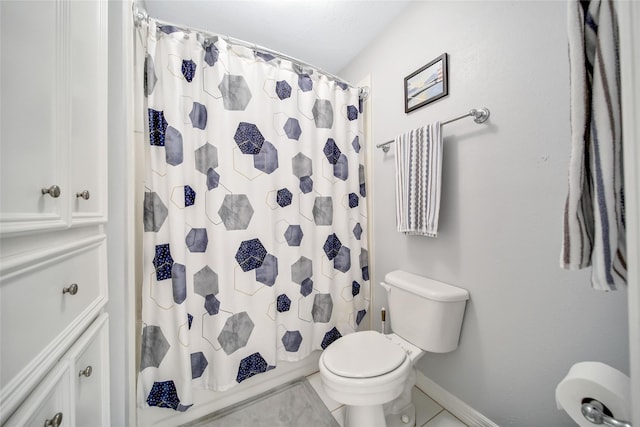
[394,122,443,237]
[562,0,626,290]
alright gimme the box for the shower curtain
[138,20,369,411]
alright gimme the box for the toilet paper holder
[581,399,632,427]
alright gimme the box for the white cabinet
[0,235,108,413]
[69,314,111,427]
[5,315,111,427]
[0,0,67,233]
[0,0,108,234]
[69,0,108,224]
[4,363,72,427]
[0,0,110,424]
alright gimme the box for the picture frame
[404,53,449,113]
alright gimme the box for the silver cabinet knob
[62,283,78,295]
[44,412,63,427]
[41,185,61,198]
[79,365,93,377]
[76,190,90,200]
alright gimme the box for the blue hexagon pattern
[234,122,265,155]
[356,309,367,325]
[277,294,291,312]
[282,331,303,352]
[184,185,196,207]
[204,294,220,315]
[189,102,207,129]
[321,327,342,349]
[353,223,363,240]
[235,239,267,272]
[348,193,359,208]
[191,352,208,379]
[181,59,196,82]
[299,176,313,194]
[300,278,313,297]
[186,228,208,252]
[323,139,341,165]
[146,380,180,410]
[277,188,292,207]
[275,80,292,100]
[236,352,269,383]
[352,281,360,297]
[347,105,358,121]
[153,244,173,281]
[148,109,167,146]
[323,233,342,260]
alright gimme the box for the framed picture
[404,53,449,113]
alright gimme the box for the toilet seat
[323,330,407,378]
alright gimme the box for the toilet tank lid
[384,270,469,302]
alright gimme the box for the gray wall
[339,2,629,426]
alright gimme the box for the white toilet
[319,270,469,427]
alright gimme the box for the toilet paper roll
[555,361,630,427]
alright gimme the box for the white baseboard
[415,372,498,427]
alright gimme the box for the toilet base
[344,404,386,427]
[385,402,416,427]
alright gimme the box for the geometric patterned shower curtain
[137,20,369,411]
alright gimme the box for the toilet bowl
[319,270,470,427]
[319,331,424,427]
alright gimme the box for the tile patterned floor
[307,372,468,427]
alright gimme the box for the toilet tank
[383,270,469,353]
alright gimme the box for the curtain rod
[376,107,490,153]
[132,4,369,100]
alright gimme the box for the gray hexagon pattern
[218,312,255,355]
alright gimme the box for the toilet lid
[323,331,407,378]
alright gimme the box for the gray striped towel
[395,123,443,237]
[563,0,626,290]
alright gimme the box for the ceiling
[142,0,413,75]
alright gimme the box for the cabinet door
[71,314,110,427]
[0,236,107,406]
[0,0,69,234]
[69,0,108,225]
[4,363,71,427]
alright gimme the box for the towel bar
[376,107,490,153]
